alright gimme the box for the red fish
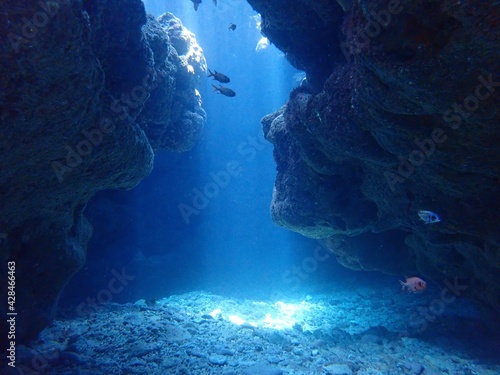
[399,276,427,293]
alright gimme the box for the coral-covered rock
[140,13,207,152]
[0,0,205,341]
[253,0,500,310]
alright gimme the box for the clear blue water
[23,1,498,374]
[62,0,349,303]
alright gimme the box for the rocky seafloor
[9,278,499,375]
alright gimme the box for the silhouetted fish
[208,69,230,83]
[191,0,216,10]
[212,84,235,97]
[229,23,236,31]
[191,0,201,11]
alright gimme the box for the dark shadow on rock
[0,1,206,342]
[251,0,500,312]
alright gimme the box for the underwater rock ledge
[250,0,500,311]
[0,0,205,342]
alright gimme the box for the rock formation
[0,0,206,341]
[249,0,500,310]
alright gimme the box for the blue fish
[418,210,441,224]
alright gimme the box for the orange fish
[399,276,427,293]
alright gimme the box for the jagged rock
[248,0,346,90]
[140,12,207,152]
[251,0,500,310]
[0,1,205,342]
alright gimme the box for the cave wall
[249,0,500,310]
[0,0,205,341]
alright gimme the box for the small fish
[399,276,427,293]
[418,210,441,224]
[229,23,236,31]
[212,0,217,5]
[191,0,201,11]
[212,84,235,97]
[208,69,230,83]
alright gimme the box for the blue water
[46,2,500,375]
[62,0,349,304]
